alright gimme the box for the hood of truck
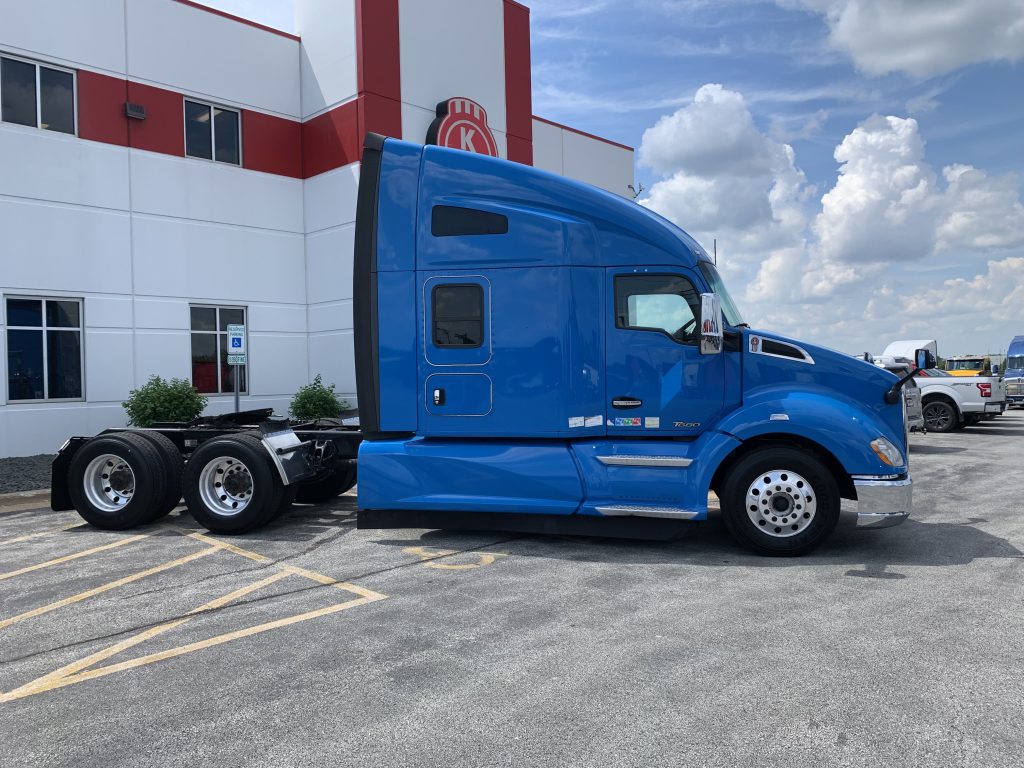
[742,329,906,448]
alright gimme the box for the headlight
[870,437,904,468]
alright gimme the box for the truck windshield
[1007,356,1024,369]
[698,262,744,327]
[947,359,984,370]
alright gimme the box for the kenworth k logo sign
[426,97,499,157]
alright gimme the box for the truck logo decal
[426,98,499,157]
[610,417,642,427]
[673,421,701,428]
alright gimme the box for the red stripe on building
[355,0,402,142]
[77,70,129,146]
[243,110,303,178]
[503,0,533,165]
[127,82,185,156]
[302,100,360,178]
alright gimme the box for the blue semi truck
[350,134,917,555]
[51,134,920,556]
[1005,335,1024,407]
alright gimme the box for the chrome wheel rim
[84,454,136,513]
[745,469,817,538]
[923,403,953,431]
[198,456,254,517]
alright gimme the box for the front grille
[1006,379,1023,396]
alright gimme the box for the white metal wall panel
[530,119,564,176]
[84,329,134,402]
[560,129,635,198]
[126,0,301,117]
[130,151,304,233]
[303,162,359,234]
[308,301,353,335]
[0,125,130,212]
[133,330,190,387]
[248,333,308,396]
[131,216,306,304]
[84,296,133,328]
[308,331,356,398]
[306,224,355,306]
[134,298,189,330]
[0,0,127,74]
[0,199,131,294]
[248,304,308,334]
[295,0,358,118]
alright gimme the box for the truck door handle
[612,397,642,409]
[433,388,446,406]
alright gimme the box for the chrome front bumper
[844,477,912,529]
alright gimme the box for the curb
[0,488,50,503]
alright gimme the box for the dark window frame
[183,98,242,166]
[189,304,248,395]
[0,52,77,135]
[431,284,485,349]
[614,273,701,347]
[5,295,85,402]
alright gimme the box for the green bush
[290,374,349,422]
[123,375,208,427]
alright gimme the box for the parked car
[913,368,1007,431]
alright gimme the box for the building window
[190,306,247,394]
[184,99,241,165]
[432,285,484,347]
[614,274,700,344]
[0,54,75,134]
[6,297,84,401]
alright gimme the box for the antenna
[713,238,717,265]
[627,183,644,200]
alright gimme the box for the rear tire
[68,433,168,530]
[294,467,356,504]
[720,447,840,556]
[183,434,284,534]
[923,400,958,433]
[132,431,184,520]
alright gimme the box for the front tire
[720,447,840,556]
[923,400,958,433]
[183,434,284,534]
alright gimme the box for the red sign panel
[426,97,498,157]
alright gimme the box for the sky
[205,0,1024,358]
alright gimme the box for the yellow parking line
[278,564,384,599]
[0,546,220,632]
[0,523,84,547]
[0,535,149,582]
[0,573,385,703]
[181,530,271,563]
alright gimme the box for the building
[0,0,635,457]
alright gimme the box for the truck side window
[433,284,484,347]
[615,274,700,343]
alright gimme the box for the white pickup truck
[913,368,1007,432]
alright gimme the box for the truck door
[419,275,493,426]
[605,269,725,436]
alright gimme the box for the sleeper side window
[432,284,483,347]
[615,274,700,344]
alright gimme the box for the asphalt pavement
[1,412,1022,767]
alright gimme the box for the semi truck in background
[1005,335,1024,407]
[51,135,922,557]
[944,355,992,376]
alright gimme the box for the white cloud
[784,0,1024,78]
[637,84,1024,354]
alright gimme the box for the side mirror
[992,364,1000,376]
[699,293,723,355]
[914,348,936,371]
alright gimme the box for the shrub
[123,375,208,427]
[290,374,349,422]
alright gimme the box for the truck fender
[712,391,905,477]
[920,387,962,416]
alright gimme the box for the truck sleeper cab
[1005,335,1024,407]
[353,134,912,555]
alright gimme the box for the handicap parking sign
[227,324,246,363]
